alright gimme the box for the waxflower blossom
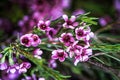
[51,49,68,62]
[37,20,51,31]
[7,64,19,74]
[66,43,83,58]
[33,48,43,59]
[59,33,75,46]
[62,14,78,29]
[31,34,41,47]
[18,62,31,73]
[46,28,57,41]
[75,27,90,40]
[20,34,32,47]
[20,33,41,47]
[74,48,92,66]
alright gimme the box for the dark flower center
[67,20,73,25]
[49,30,54,37]
[58,52,64,57]
[77,30,84,36]
[40,24,47,30]
[33,36,38,41]
[81,49,86,56]
[22,37,29,44]
[63,35,70,42]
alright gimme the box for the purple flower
[62,14,78,29]
[59,33,75,46]
[18,62,31,73]
[31,34,41,47]
[0,62,7,70]
[37,20,50,31]
[74,48,92,66]
[46,28,57,41]
[99,16,112,26]
[20,34,32,47]
[75,27,90,40]
[51,49,68,62]
[33,48,43,59]
[7,64,19,74]
[48,59,57,68]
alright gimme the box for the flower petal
[62,15,68,21]
[59,57,65,62]
[45,20,51,26]
[73,22,79,26]
[70,15,76,22]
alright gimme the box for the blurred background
[0,0,120,80]
[0,0,120,42]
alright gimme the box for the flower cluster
[20,33,41,47]
[0,14,95,79]
[50,15,94,66]
[0,60,31,74]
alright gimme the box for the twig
[88,59,120,78]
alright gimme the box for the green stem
[12,44,65,80]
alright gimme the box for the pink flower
[74,48,92,66]
[20,34,32,47]
[37,20,50,31]
[33,48,43,59]
[46,28,57,41]
[51,49,68,62]
[62,14,78,29]
[75,27,90,40]
[31,34,41,47]
[67,43,83,58]
[18,62,31,73]
[20,33,41,47]
[59,33,75,46]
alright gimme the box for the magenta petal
[52,55,58,59]
[63,23,67,27]
[59,57,65,62]
[62,15,68,21]
[74,59,79,66]
[70,16,76,22]
[45,20,51,26]
[69,25,74,29]
[73,22,79,26]
[80,55,88,62]
[38,20,44,24]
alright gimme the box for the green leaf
[12,44,70,80]
[104,54,120,63]
[91,43,120,53]
[92,57,105,64]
